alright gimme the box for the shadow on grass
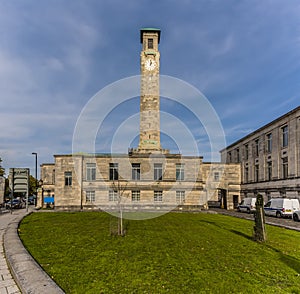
[229,229,253,241]
[199,219,300,275]
[266,244,300,274]
[199,219,253,241]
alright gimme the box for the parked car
[264,198,300,218]
[5,198,25,209]
[28,195,36,205]
[293,210,300,222]
[237,197,257,213]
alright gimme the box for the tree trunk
[253,194,266,242]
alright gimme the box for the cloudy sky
[1,0,300,177]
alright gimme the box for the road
[212,208,300,232]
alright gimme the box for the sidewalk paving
[0,208,64,294]
[0,210,22,294]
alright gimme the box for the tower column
[135,28,168,154]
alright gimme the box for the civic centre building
[38,28,241,211]
[38,28,300,211]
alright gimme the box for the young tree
[111,180,129,236]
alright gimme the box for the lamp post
[32,152,38,206]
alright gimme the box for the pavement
[211,208,300,232]
[0,208,64,294]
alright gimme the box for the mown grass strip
[19,212,300,293]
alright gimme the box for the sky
[0,0,300,177]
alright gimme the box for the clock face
[145,58,156,71]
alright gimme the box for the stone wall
[40,154,241,210]
[220,106,300,201]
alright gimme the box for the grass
[19,211,300,293]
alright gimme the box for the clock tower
[136,28,167,154]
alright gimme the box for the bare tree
[111,180,128,236]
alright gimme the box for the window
[245,144,249,160]
[227,152,232,163]
[109,190,118,202]
[267,161,272,181]
[282,157,288,179]
[255,164,259,182]
[282,125,288,147]
[236,148,240,162]
[154,191,163,202]
[176,191,185,204]
[132,163,140,180]
[109,163,118,181]
[64,171,72,186]
[86,163,96,181]
[214,172,220,181]
[245,166,249,182]
[154,163,163,181]
[176,164,184,181]
[255,139,259,157]
[132,191,140,202]
[86,191,95,202]
[267,133,272,153]
[148,38,153,49]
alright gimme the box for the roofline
[140,28,161,43]
[220,105,300,152]
[54,153,203,159]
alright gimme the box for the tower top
[140,28,161,43]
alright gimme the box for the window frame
[109,190,119,202]
[176,164,184,181]
[109,163,119,181]
[131,163,141,181]
[132,190,140,202]
[148,38,153,49]
[267,161,272,181]
[64,171,72,186]
[255,164,259,182]
[282,125,288,148]
[214,172,220,181]
[154,191,163,202]
[154,163,163,181]
[244,166,249,182]
[244,144,249,160]
[86,191,95,202]
[267,133,272,153]
[86,163,96,181]
[255,139,259,157]
[236,148,240,162]
[282,157,288,179]
[176,191,185,204]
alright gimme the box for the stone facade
[39,154,240,210]
[220,106,300,203]
[138,28,164,153]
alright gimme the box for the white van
[237,197,257,213]
[264,198,300,218]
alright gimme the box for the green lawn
[19,212,300,293]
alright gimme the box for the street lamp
[32,152,38,205]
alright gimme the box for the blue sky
[0,0,300,176]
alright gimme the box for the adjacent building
[220,106,300,203]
